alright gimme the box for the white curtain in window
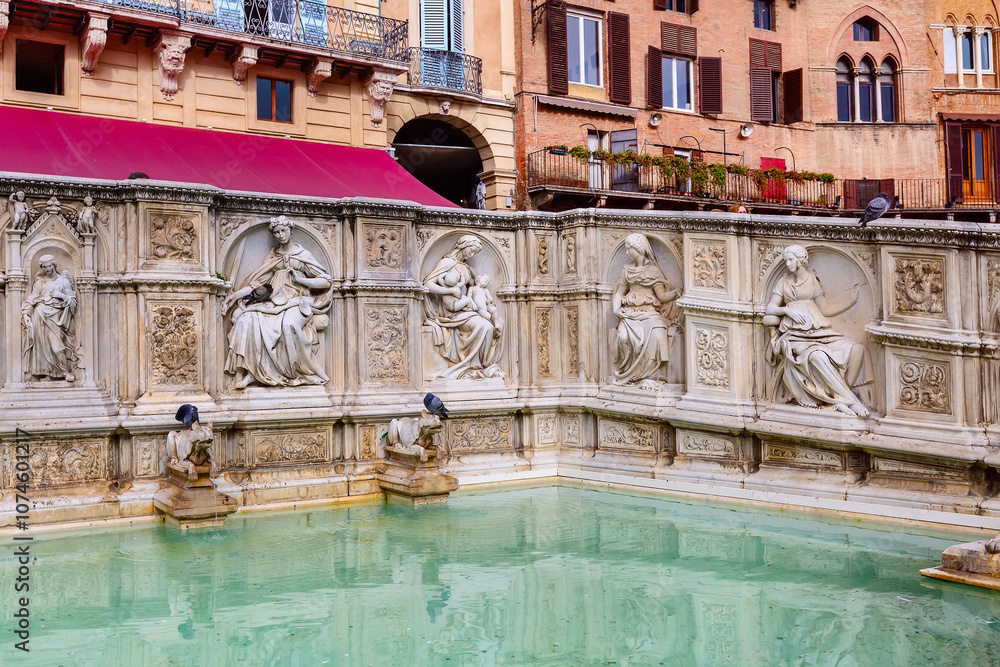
[943,28,957,73]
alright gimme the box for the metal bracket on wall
[531,0,547,45]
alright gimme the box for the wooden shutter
[647,46,663,108]
[654,0,666,10]
[945,121,964,203]
[994,125,1000,207]
[699,57,722,114]
[420,0,447,49]
[878,178,895,207]
[661,23,696,57]
[750,68,773,122]
[547,0,568,95]
[750,38,781,69]
[608,12,631,105]
[782,68,802,124]
[766,42,782,70]
[688,0,698,13]
[450,0,463,52]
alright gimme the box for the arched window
[853,18,879,42]
[858,59,875,122]
[962,31,975,70]
[836,58,853,122]
[982,30,994,71]
[880,58,896,123]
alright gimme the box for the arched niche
[222,220,333,292]
[419,231,511,289]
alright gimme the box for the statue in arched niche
[22,254,79,381]
[763,245,870,417]
[612,234,681,386]
[221,216,332,389]
[423,235,504,379]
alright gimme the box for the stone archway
[391,118,485,208]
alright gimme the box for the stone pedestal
[153,462,238,529]
[919,540,1000,591]
[378,447,458,505]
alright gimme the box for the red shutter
[688,0,698,13]
[661,23,679,54]
[750,68,773,122]
[608,12,631,105]
[699,57,722,114]
[654,0,666,10]
[994,125,1000,206]
[878,178,895,207]
[648,46,663,108]
[547,0,568,95]
[765,42,782,70]
[678,26,697,57]
[945,121,964,203]
[749,39,767,68]
[782,68,802,124]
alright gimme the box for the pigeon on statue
[859,192,891,227]
[175,404,200,430]
[423,392,449,419]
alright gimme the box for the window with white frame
[661,56,693,110]
[943,26,994,73]
[567,11,602,87]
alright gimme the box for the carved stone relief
[537,308,552,377]
[360,425,378,459]
[148,303,199,387]
[599,420,656,452]
[252,429,330,466]
[988,259,1000,305]
[365,225,403,270]
[233,432,248,468]
[565,416,581,444]
[81,13,109,76]
[363,69,397,128]
[853,249,877,278]
[898,359,950,413]
[22,256,81,382]
[449,416,514,454]
[757,243,784,278]
[538,415,557,443]
[133,435,165,477]
[692,241,726,289]
[695,327,729,388]
[894,258,944,315]
[762,443,842,469]
[566,306,579,374]
[25,437,107,488]
[492,234,512,259]
[365,305,407,383]
[416,229,435,251]
[7,190,36,229]
[602,232,625,259]
[306,58,332,97]
[537,235,550,275]
[564,232,577,274]
[155,32,191,101]
[678,432,735,458]
[151,215,196,260]
[219,214,252,244]
[231,44,258,85]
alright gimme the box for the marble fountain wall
[2,177,1000,531]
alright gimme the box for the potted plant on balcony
[568,145,592,162]
[548,144,568,155]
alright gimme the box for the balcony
[407,48,483,96]
[527,150,1000,219]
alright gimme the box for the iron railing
[104,0,408,63]
[407,48,483,95]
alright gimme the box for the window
[256,77,292,122]
[567,12,602,86]
[753,0,773,31]
[15,40,64,95]
[836,58,853,122]
[963,31,974,70]
[880,58,896,123]
[944,28,957,72]
[853,18,878,42]
[982,31,993,71]
[857,59,874,123]
[661,56,693,110]
[666,0,686,11]
[749,38,781,122]
[420,0,463,52]
[943,26,993,74]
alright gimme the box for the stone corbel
[0,1,9,56]
[81,13,110,77]
[155,32,193,101]
[232,44,258,86]
[363,69,398,128]
[306,58,333,97]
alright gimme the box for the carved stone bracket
[231,44,258,86]
[363,69,397,128]
[0,2,9,57]
[155,32,192,101]
[306,58,333,97]
[81,13,110,77]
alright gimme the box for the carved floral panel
[538,415,557,443]
[678,432,735,459]
[565,416,581,444]
[537,234,552,276]
[894,257,944,316]
[692,241,726,290]
[566,307,580,374]
[133,435,165,477]
[537,308,553,377]
[360,425,378,460]
[365,305,407,383]
[148,302,200,387]
[449,416,514,454]
[897,358,950,414]
[21,437,108,488]
[988,259,1000,305]
[695,327,729,388]
[599,420,656,452]
[252,429,330,466]
[763,443,842,469]
[150,215,196,260]
[364,225,403,271]
[757,244,784,279]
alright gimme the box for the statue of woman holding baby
[423,235,503,379]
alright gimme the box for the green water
[2,484,999,666]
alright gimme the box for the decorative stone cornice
[155,32,192,101]
[231,44,258,85]
[306,58,333,97]
[866,324,998,355]
[363,69,397,128]
[81,12,110,76]
[678,299,759,321]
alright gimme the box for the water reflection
[2,485,999,665]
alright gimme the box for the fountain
[378,405,458,505]
[920,533,1000,591]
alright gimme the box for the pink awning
[0,105,456,207]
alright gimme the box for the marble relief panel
[678,431,736,460]
[762,443,843,470]
[363,303,407,384]
[361,223,405,277]
[536,307,553,377]
[894,355,951,415]
[695,325,729,389]
[250,428,331,467]
[147,301,201,389]
[690,239,727,291]
[892,256,944,318]
[18,437,109,489]
[599,419,657,453]
[141,205,204,268]
[448,416,514,454]
[133,435,166,478]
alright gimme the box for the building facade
[0,0,516,208]
[515,0,1000,219]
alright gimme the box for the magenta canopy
[0,105,456,207]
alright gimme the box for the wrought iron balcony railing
[407,47,483,95]
[103,0,409,63]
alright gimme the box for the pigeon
[244,283,273,305]
[174,404,200,429]
[859,192,891,227]
[423,392,449,419]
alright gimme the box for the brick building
[515,0,1000,219]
